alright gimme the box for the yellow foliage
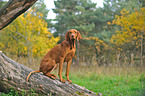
[111,7,145,49]
[84,36,109,54]
[0,43,4,48]
[107,22,111,25]
[0,9,59,57]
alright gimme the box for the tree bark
[0,51,98,96]
[0,0,37,30]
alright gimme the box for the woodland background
[0,0,145,95]
[0,0,144,67]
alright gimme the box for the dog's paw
[60,78,65,83]
[51,76,56,80]
[67,79,72,83]
[52,74,58,78]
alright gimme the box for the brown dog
[26,29,81,83]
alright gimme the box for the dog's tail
[26,70,40,82]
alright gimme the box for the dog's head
[65,29,82,41]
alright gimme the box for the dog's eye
[70,32,72,33]
[75,31,77,33]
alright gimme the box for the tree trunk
[140,28,144,73]
[0,0,37,30]
[76,41,80,66]
[0,51,98,96]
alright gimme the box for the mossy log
[0,51,99,96]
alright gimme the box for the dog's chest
[64,48,76,62]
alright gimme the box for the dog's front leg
[59,57,65,83]
[66,59,72,83]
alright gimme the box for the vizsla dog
[26,29,81,83]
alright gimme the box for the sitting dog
[26,29,82,83]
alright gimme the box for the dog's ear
[65,31,70,41]
[77,31,82,41]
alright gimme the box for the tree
[139,0,145,7]
[0,51,98,96]
[0,9,59,64]
[53,0,96,41]
[110,7,145,66]
[86,0,142,65]
[0,0,7,8]
[0,0,38,30]
[31,0,53,29]
[111,8,145,50]
[32,0,49,19]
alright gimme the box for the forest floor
[0,59,145,96]
[67,65,145,96]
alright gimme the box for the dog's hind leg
[44,60,58,79]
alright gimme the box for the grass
[70,74,144,96]
[1,56,145,96]
[65,65,145,96]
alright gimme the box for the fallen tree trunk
[0,51,98,96]
[0,0,37,30]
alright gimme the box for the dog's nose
[72,35,74,37]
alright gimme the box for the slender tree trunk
[27,47,30,65]
[107,51,109,66]
[131,53,134,66]
[140,29,143,73]
[0,0,37,30]
[117,53,120,67]
[76,41,80,66]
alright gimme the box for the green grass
[67,66,145,96]
[70,74,144,96]
[1,65,145,96]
